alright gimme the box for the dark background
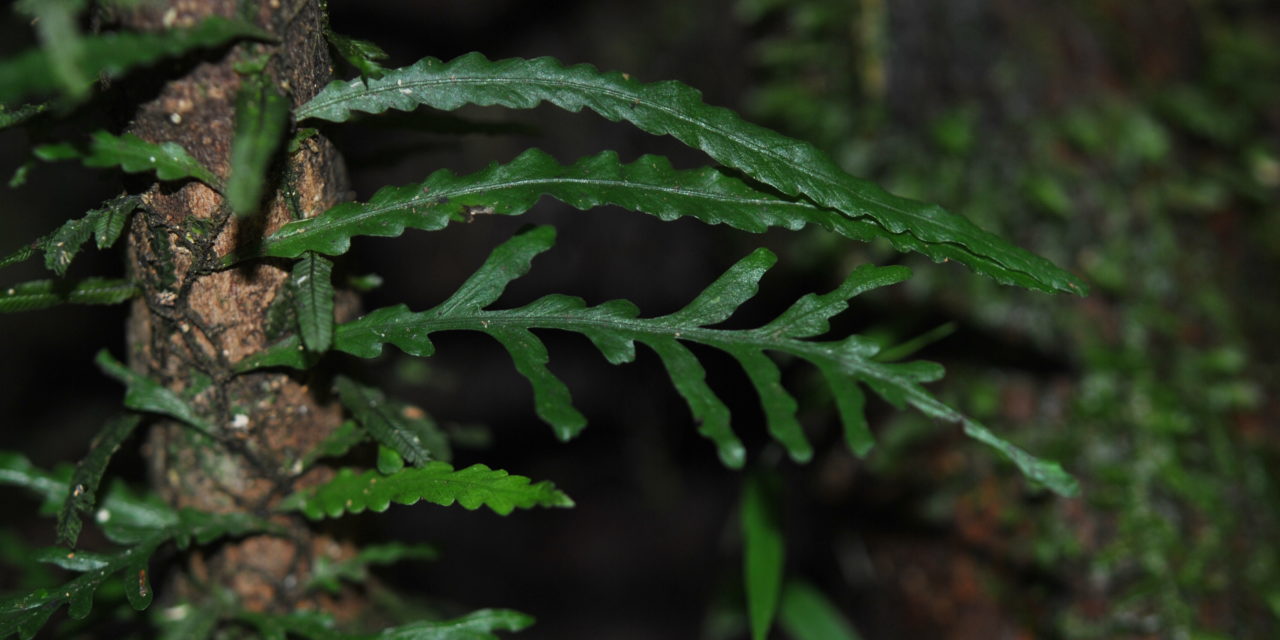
[2,1,1278,638]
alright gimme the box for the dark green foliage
[324,30,389,78]
[36,131,221,188]
[0,15,272,104]
[227,71,290,217]
[95,350,215,436]
[295,53,1085,295]
[741,473,784,640]
[308,542,439,594]
[292,251,336,354]
[0,194,140,276]
[0,277,137,312]
[278,462,574,519]
[57,413,144,548]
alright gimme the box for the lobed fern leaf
[95,351,216,436]
[334,376,451,467]
[0,277,138,313]
[278,462,574,519]
[238,226,1077,494]
[36,131,222,190]
[292,252,336,353]
[308,542,438,594]
[220,148,888,264]
[0,453,273,640]
[57,413,144,549]
[0,194,140,276]
[294,53,1085,295]
[0,16,273,105]
[227,72,290,217]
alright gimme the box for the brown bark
[115,0,360,621]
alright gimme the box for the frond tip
[240,226,1078,496]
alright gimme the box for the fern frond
[237,608,533,640]
[742,473,784,640]
[289,420,366,474]
[0,103,48,131]
[278,462,574,519]
[95,351,216,436]
[57,413,144,548]
[308,542,438,594]
[220,148,887,264]
[0,277,137,312]
[0,194,140,276]
[36,131,222,190]
[227,72,289,217]
[239,226,1076,494]
[334,376,450,467]
[292,252,336,354]
[15,0,89,101]
[294,53,1085,295]
[777,581,862,640]
[324,30,389,78]
[0,16,272,105]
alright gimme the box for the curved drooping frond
[333,375,451,467]
[0,278,138,313]
[239,226,1077,495]
[0,16,272,105]
[278,462,574,519]
[95,351,215,436]
[227,71,290,217]
[237,608,534,640]
[220,148,887,264]
[57,413,144,549]
[294,53,1085,295]
[36,131,222,190]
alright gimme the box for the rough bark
[115,0,360,620]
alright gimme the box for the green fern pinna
[0,2,1084,638]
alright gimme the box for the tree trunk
[116,0,360,620]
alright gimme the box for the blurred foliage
[738,0,1280,637]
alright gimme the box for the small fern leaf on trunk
[294,53,1084,295]
[57,413,144,549]
[95,351,216,436]
[278,462,574,519]
[227,71,290,217]
[0,278,138,312]
[36,131,222,190]
[334,375,450,467]
[292,252,336,354]
[0,194,141,276]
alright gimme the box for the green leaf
[222,148,890,263]
[16,0,90,100]
[778,581,863,640]
[741,472,784,640]
[308,542,438,594]
[227,72,289,217]
[324,30,389,78]
[295,53,1085,295]
[334,376,450,467]
[57,413,144,548]
[237,608,533,640]
[0,277,137,312]
[290,420,366,473]
[0,103,48,131]
[0,15,273,105]
[278,462,574,519]
[238,228,1077,493]
[95,350,216,436]
[292,252,335,353]
[36,131,221,189]
[0,194,140,276]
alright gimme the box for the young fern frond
[36,131,222,190]
[291,252,336,354]
[95,351,216,436]
[220,148,888,264]
[0,15,272,105]
[239,226,1077,494]
[308,542,439,594]
[278,462,574,519]
[0,277,138,313]
[294,53,1085,295]
[0,194,140,276]
[57,413,144,549]
[333,375,451,467]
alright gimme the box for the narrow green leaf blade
[222,149,891,263]
[0,103,48,130]
[17,0,90,100]
[334,375,443,467]
[429,225,556,316]
[742,472,785,640]
[379,608,536,639]
[324,29,389,78]
[292,252,335,354]
[295,54,1085,294]
[778,581,863,640]
[36,131,221,189]
[0,277,137,312]
[278,462,574,519]
[0,194,139,277]
[0,15,273,105]
[227,73,289,217]
[648,338,742,468]
[659,248,774,327]
[95,350,215,435]
[729,347,811,463]
[309,541,438,593]
[488,326,586,442]
[57,413,144,548]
